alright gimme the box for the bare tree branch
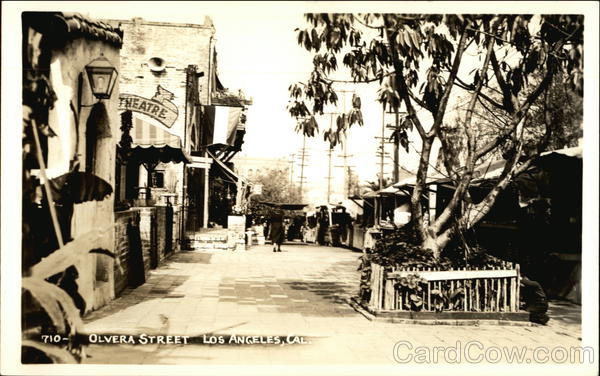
[465,26,511,44]
[407,90,429,110]
[326,72,394,84]
[428,22,470,138]
[454,76,505,111]
[431,24,497,236]
[352,14,384,29]
[382,16,428,141]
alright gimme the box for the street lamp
[85,54,118,100]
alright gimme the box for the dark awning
[258,202,307,211]
[131,116,190,164]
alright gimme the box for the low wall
[351,227,366,250]
[138,207,157,273]
[113,206,180,297]
[154,206,173,263]
[114,210,141,296]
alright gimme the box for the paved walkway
[83,243,582,366]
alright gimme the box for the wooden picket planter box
[367,263,527,321]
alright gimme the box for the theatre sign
[119,85,179,128]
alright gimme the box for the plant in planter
[430,286,466,312]
[357,253,374,303]
[395,273,428,311]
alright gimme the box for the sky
[3,1,598,186]
[15,2,317,159]
[1,3,598,366]
[6,1,412,185]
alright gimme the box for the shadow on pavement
[83,252,204,322]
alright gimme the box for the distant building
[231,156,291,179]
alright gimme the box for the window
[151,170,165,188]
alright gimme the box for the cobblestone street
[83,243,582,365]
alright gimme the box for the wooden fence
[368,263,521,313]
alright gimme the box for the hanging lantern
[85,54,118,100]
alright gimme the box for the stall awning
[206,149,247,185]
[467,147,582,186]
[393,170,448,188]
[259,202,308,211]
[131,117,191,164]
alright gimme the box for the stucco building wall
[45,38,121,311]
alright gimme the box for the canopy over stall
[258,202,308,211]
[130,116,191,165]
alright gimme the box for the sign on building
[119,85,179,128]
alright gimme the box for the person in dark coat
[269,210,285,252]
[520,275,550,325]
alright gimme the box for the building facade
[232,156,292,180]
[109,16,250,245]
[22,12,123,311]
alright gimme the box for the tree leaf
[29,226,114,279]
[396,30,405,47]
[311,28,319,50]
[22,340,78,364]
[22,277,84,334]
[473,70,480,86]
[352,93,361,109]
[410,30,421,51]
[404,29,414,51]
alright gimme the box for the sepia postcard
[2,1,598,375]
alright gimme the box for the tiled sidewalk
[83,243,582,365]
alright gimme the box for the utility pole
[337,88,354,200]
[289,152,295,188]
[322,86,354,204]
[380,107,385,189]
[326,114,334,204]
[393,111,399,182]
[297,135,309,201]
[385,110,407,183]
[333,156,355,197]
[374,141,391,184]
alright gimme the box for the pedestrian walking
[269,210,285,252]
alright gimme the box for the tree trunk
[422,229,442,260]
[411,138,434,243]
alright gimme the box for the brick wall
[138,207,156,273]
[172,206,180,252]
[154,206,175,263]
[114,210,140,296]
[114,206,180,296]
[108,17,215,139]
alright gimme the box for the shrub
[357,226,510,304]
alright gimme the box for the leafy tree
[247,167,302,215]
[288,14,583,258]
